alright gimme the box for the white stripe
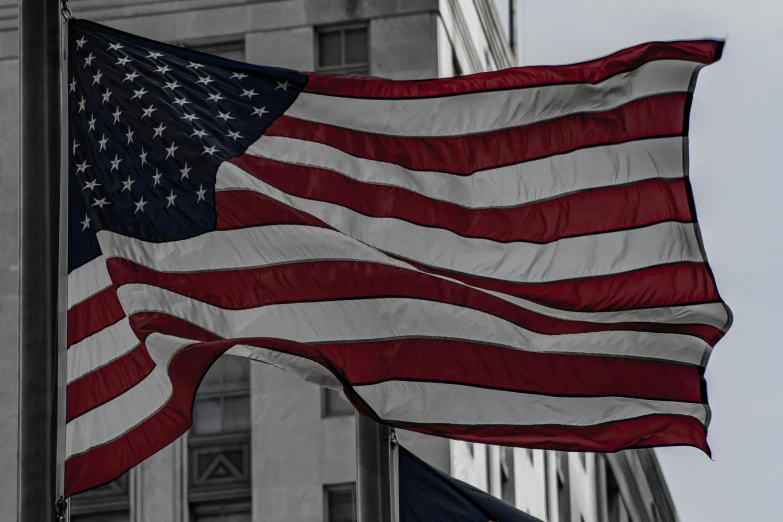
[226,345,341,390]
[217,163,704,284]
[245,136,684,209]
[94,227,728,329]
[68,255,111,309]
[355,380,708,427]
[116,284,711,365]
[289,60,700,136]
[67,318,139,384]
[66,333,193,459]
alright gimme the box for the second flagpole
[356,413,392,522]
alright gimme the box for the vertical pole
[17,0,63,520]
[356,414,392,522]
[509,0,517,60]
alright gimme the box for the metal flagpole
[356,414,392,522]
[17,0,64,520]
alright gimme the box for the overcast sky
[494,1,782,520]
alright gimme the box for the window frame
[323,481,358,522]
[315,23,370,74]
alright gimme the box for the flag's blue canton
[68,20,306,271]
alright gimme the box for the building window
[556,452,570,522]
[500,447,515,506]
[192,356,251,436]
[190,500,251,522]
[325,482,357,522]
[187,40,245,62]
[316,24,369,74]
[189,356,252,519]
[323,388,354,417]
[70,475,130,522]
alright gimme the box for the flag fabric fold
[65,17,730,496]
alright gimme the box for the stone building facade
[0,1,678,521]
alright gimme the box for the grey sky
[505,1,782,520]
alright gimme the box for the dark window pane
[318,31,342,67]
[326,484,356,522]
[192,501,252,522]
[344,28,368,64]
[223,396,251,433]
[324,388,353,416]
[193,398,222,435]
[222,355,250,390]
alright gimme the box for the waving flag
[65,18,730,496]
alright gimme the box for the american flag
[65,18,730,497]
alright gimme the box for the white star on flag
[123,71,140,83]
[165,142,178,159]
[166,190,177,208]
[134,197,148,214]
[76,160,90,174]
[110,154,122,172]
[196,185,207,203]
[153,123,167,139]
[121,176,135,192]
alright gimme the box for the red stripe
[231,154,693,243]
[215,190,330,230]
[66,344,154,423]
[67,286,125,347]
[267,95,688,175]
[399,256,720,319]
[108,258,723,346]
[395,416,709,455]
[305,40,722,98]
[316,340,704,403]
[128,314,702,404]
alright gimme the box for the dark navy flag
[397,445,543,522]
